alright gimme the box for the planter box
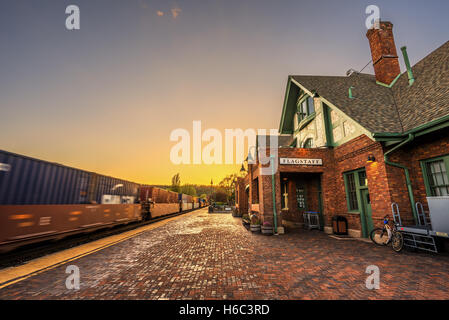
[250,224,261,233]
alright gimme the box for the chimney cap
[366,21,394,36]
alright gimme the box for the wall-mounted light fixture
[367,154,376,163]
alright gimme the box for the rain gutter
[383,133,418,224]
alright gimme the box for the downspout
[383,133,418,223]
[270,155,278,234]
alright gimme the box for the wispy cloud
[171,6,182,19]
[157,10,164,17]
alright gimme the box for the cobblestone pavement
[1,208,449,300]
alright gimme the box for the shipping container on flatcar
[167,190,178,203]
[180,194,193,211]
[140,186,154,202]
[140,186,180,218]
[0,150,141,252]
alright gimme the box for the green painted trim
[420,161,433,197]
[383,134,418,224]
[294,112,316,133]
[343,173,357,213]
[319,96,375,141]
[374,137,406,142]
[420,154,449,197]
[322,102,334,147]
[279,77,292,134]
[343,169,369,237]
[296,92,309,107]
[375,74,401,88]
[290,78,315,97]
[270,155,278,234]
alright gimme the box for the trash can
[208,205,213,213]
[332,216,348,235]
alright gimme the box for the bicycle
[370,215,404,252]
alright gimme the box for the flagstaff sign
[280,158,323,166]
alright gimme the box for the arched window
[303,138,313,149]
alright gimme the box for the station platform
[1,208,449,300]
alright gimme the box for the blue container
[0,150,139,205]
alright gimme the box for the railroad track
[0,207,203,269]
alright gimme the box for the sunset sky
[1,0,448,185]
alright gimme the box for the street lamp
[240,146,257,173]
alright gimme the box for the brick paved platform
[1,208,449,300]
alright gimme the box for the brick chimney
[366,21,401,85]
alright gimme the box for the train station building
[236,22,449,238]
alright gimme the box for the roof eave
[373,114,449,140]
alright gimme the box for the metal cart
[392,197,449,253]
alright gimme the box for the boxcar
[0,150,141,252]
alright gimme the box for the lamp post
[210,179,213,205]
[270,155,278,235]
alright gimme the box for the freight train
[0,150,207,253]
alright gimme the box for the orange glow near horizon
[2,1,445,185]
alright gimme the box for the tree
[170,173,181,193]
[211,189,228,203]
[218,173,238,203]
[180,184,197,197]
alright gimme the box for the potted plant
[261,221,273,235]
[250,214,261,233]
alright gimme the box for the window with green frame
[343,169,367,212]
[422,155,449,196]
[345,172,359,210]
[297,96,315,123]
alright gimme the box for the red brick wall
[387,129,449,223]
[237,130,449,237]
[334,135,393,230]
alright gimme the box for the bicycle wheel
[391,232,404,252]
[370,228,389,245]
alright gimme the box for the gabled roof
[392,41,449,132]
[281,40,449,135]
[291,73,400,133]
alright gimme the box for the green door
[360,189,374,236]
